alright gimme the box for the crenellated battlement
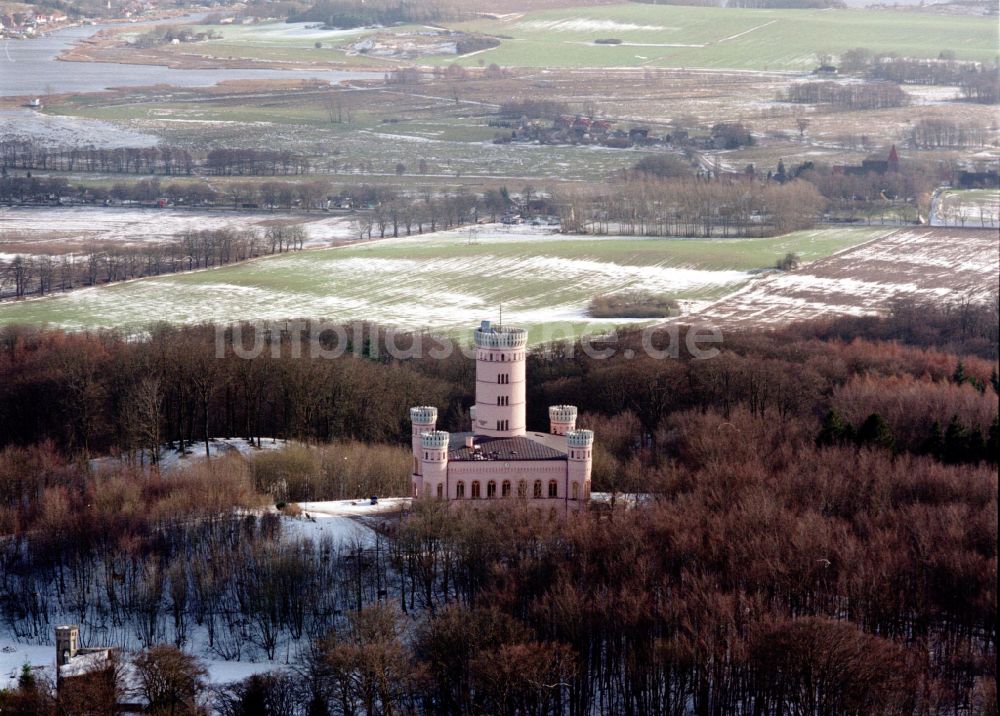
[549,405,578,423]
[474,321,528,349]
[567,429,595,448]
[410,406,438,425]
[421,431,451,450]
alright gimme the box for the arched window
[533,480,542,498]
[437,483,444,499]
[572,482,579,500]
[518,480,527,498]
[471,481,481,499]
[502,480,511,497]
[584,480,591,499]
[456,481,465,498]
[487,480,497,498]
[548,480,558,498]
[424,484,431,497]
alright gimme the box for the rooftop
[448,432,568,461]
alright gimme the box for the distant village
[0,0,161,38]
[0,8,69,38]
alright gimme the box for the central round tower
[473,320,528,437]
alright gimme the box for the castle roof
[448,432,568,461]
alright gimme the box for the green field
[169,6,999,70]
[0,226,887,340]
[455,5,999,69]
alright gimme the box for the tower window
[548,480,558,498]
[437,483,443,499]
[572,482,579,500]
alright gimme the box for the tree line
[782,81,910,110]
[556,175,825,237]
[0,141,309,177]
[839,49,999,103]
[0,225,305,301]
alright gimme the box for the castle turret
[474,321,528,438]
[549,405,578,436]
[566,429,594,502]
[420,430,450,499]
[55,625,79,669]
[410,406,437,496]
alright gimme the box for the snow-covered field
[0,206,358,254]
[0,109,161,148]
[691,226,999,325]
[1,221,806,338]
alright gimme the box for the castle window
[487,480,497,498]
[456,481,465,498]
[518,480,527,497]
[548,480,558,498]
[471,481,481,499]
[412,482,417,497]
[572,482,579,500]
[533,480,542,498]
[502,480,511,497]
[437,483,443,499]
[424,484,431,497]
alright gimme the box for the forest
[0,296,996,714]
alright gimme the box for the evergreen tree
[919,420,944,459]
[16,662,35,692]
[943,415,969,464]
[856,413,894,451]
[775,159,787,183]
[816,409,854,446]
[967,428,986,463]
[952,360,966,385]
[990,367,999,395]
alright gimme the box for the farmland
[120,7,999,71]
[693,226,1000,325]
[0,224,886,340]
[0,206,357,256]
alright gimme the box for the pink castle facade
[410,321,593,507]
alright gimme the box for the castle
[409,321,593,507]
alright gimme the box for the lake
[0,21,378,97]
